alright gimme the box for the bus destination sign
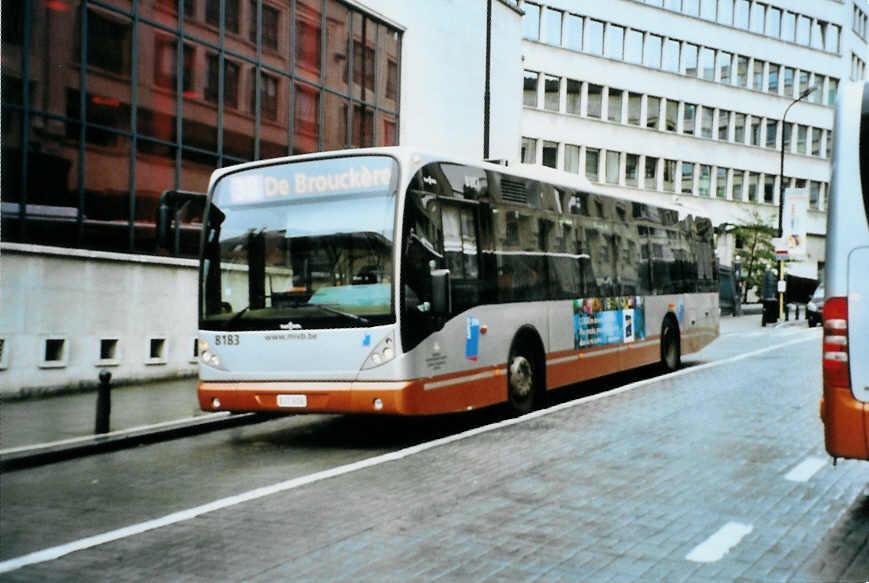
[225,157,394,205]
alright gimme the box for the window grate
[500,178,528,204]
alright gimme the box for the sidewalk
[0,312,807,456]
[0,378,201,451]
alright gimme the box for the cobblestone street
[2,323,867,582]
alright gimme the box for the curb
[0,412,267,472]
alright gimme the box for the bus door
[438,164,488,315]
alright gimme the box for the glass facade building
[1,0,402,257]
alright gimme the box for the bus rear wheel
[660,319,681,372]
[508,348,539,415]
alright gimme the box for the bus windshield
[201,155,398,331]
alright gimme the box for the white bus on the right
[821,80,869,461]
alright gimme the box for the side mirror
[155,189,207,250]
[431,269,452,316]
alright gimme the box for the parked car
[807,285,825,327]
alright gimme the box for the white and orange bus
[820,81,869,460]
[170,148,719,416]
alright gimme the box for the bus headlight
[362,333,396,369]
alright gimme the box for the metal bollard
[95,370,112,434]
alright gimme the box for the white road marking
[0,334,815,575]
[686,522,754,563]
[784,457,828,482]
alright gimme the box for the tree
[733,211,777,303]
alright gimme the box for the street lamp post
[777,84,818,322]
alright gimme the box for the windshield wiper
[289,302,370,325]
[224,306,250,327]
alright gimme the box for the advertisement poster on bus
[573,296,645,350]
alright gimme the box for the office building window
[684,43,698,76]
[647,96,661,129]
[701,106,713,137]
[762,175,774,204]
[718,0,733,25]
[683,103,696,135]
[608,89,623,122]
[645,34,662,68]
[523,2,540,40]
[736,56,748,87]
[734,112,746,143]
[645,156,658,187]
[698,165,711,196]
[734,0,749,29]
[564,144,581,173]
[542,141,558,168]
[566,79,581,114]
[586,147,600,181]
[663,39,680,72]
[626,154,640,186]
[797,15,810,45]
[797,125,808,154]
[585,19,604,55]
[731,170,744,200]
[765,120,778,148]
[752,60,764,90]
[781,11,795,42]
[523,71,539,107]
[812,128,822,156]
[544,75,560,111]
[749,117,761,146]
[681,162,695,194]
[810,181,821,209]
[663,159,677,192]
[718,51,732,84]
[718,110,730,141]
[783,67,795,97]
[606,151,621,184]
[565,14,583,50]
[768,64,779,93]
[521,137,537,163]
[766,7,781,37]
[587,84,603,118]
[684,0,700,17]
[716,167,728,198]
[700,0,715,20]
[666,99,678,131]
[701,47,715,81]
[543,7,562,45]
[747,172,759,202]
[628,93,642,125]
[606,24,626,60]
[749,3,764,34]
[626,29,643,64]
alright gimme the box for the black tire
[660,319,681,373]
[507,345,540,415]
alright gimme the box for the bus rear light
[822,297,850,389]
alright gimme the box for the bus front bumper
[199,380,422,415]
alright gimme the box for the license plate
[277,394,307,408]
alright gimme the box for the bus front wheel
[660,319,681,373]
[508,348,539,415]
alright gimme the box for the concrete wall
[0,244,198,397]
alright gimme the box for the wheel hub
[509,356,533,398]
